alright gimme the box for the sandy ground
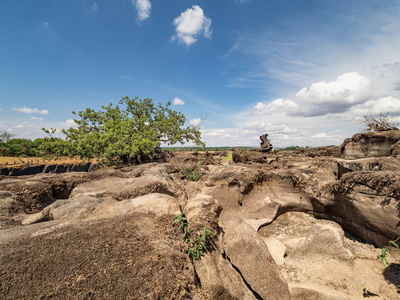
[0,156,94,167]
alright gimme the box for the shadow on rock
[383,263,400,293]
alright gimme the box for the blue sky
[1,0,400,147]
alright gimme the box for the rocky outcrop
[1,145,400,299]
[0,162,97,177]
[341,130,400,159]
[328,171,400,246]
[301,145,341,158]
[232,147,275,164]
[259,133,273,153]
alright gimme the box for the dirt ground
[0,213,196,299]
[0,156,93,167]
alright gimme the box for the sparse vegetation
[363,112,399,132]
[275,146,311,152]
[221,153,232,161]
[377,238,400,266]
[173,213,214,260]
[181,161,203,181]
[278,219,288,227]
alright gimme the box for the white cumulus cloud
[173,97,185,105]
[30,117,44,121]
[228,71,400,147]
[295,72,371,116]
[250,72,372,118]
[132,0,151,21]
[172,5,212,47]
[12,107,49,115]
[189,118,202,126]
[61,119,76,127]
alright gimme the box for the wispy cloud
[91,3,98,11]
[132,0,151,21]
[172,5,212,47]
[12,107,49,115]
[30,116,44,121]
[222,6,400,98]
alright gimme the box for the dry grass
[0,156,93,167]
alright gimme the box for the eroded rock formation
[1,139,400,299]
[260,133,273,152]
[341,130,400,159]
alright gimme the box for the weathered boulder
[194,251,257,300]
[328,171,400,247]
[221,216,290,300]
[301,145,341,158]
[232,148,271,164]
[390,140,400,157]
[70,166,182,201]
[241,172,314,224]
[22,192,181,224]
[341,130,400,159]
[333,158,382,179]
[287,222,354,267]
[232,148,249,163]
[88,193,181,219]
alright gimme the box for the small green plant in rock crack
[377,237,400,266]
[172,213,192,242]
[180,161,203,181]
[278,219,288,227]
[173,213,214,260]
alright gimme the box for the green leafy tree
[0,138,35,157]
[35,135,70,158]
[60,96,202,165]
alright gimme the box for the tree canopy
[60,96,203,165]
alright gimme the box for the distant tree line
[0,131,70,158]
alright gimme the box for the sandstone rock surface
[341,130,400,159]
[1,144,400,299]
